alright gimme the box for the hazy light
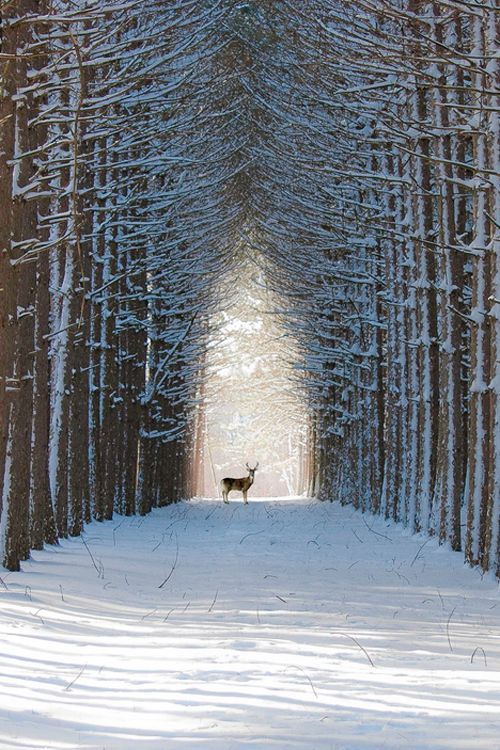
[200,260,308,497]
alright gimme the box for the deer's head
[246,462,259,480]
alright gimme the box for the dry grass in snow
[0,497,499,749]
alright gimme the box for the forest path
[0,497,499,750]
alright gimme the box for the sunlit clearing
[199,255,309,497]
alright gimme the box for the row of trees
[247,0,498,574]
[1,0,498,575]
[0,0,242,569]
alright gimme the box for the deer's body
[221,463,258,504]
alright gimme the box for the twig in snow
[0,575,8,590]
[59,585,65,602]
[64,664,87,691]
[446,606,456,652]
[81,535,103,578]
[410,539,430,567]
[362,517,392,542]
[141,608,158,621]
[158,533,179,589]
[339,633,375,667]
[32,609,45,625]
[152,534,165,552]
[208,589,219,613]
[25,586,32,601]
[348,560,359,569]
[275,594,288,604]
[239,529,265,544]
[164,519,184,534]
[163,608,175,622]
[471,647,487,667]
[284,665,318,699]
[352,530,364,544]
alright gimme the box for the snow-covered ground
[0,497,498,750]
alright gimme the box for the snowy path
[0,497,499,750]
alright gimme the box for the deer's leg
[243,490,248,505]
[222,489,229,504]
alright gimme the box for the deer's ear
[255,462,259,469]
[246,462,250,469]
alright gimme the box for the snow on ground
[0,497,499,750]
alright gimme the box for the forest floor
[0,497,499,750]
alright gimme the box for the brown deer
[221,462,259,504]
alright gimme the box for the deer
[221,462,259,504]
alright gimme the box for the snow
[0,497,499,750]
